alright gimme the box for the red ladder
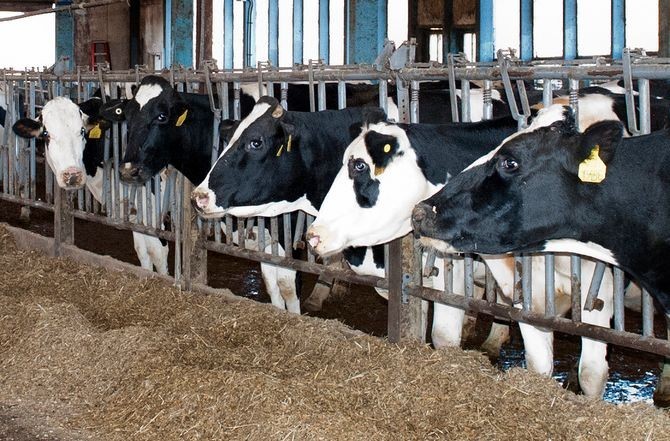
[90,40,111,70]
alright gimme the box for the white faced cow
[99,75,301,314]
[12,96,170,275]
[306,104,620,397]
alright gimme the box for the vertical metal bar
[258,217,266,251]
[520,0,533,61]
[233,82,241,120]
[318,80,326,111]
[613,267,625,331]
[319,0,330,63]
[522,254,532,312]
[237,218,245,249]
[569,78,580,131]
[306,214,315,263]
[268,0,279,66]
[460,80,471,122]
[583,262,607,311]
[164,0,173,68]
[638,78,651,135]
[482,79,493,120]
[513,255,522,304]
[485,266,496,303]
[378,79,388,114]
[464,255,474,299]
[542,78,553,107]
[410,80,419,123]
[224,0,234,69]
[387,237,403,343]
[282,213,292,253]
[174,173,184,283]
[225,214,233,244]
[544,254,556,316]
[270,216,279,255]
[293,0,304,64]
[337,80,346,109]
[611,0,625,59]
[280,82,288,109]
[292,210,305,249]
[564,0,577,60]
[642,289,655,337]
[571,255,582,323]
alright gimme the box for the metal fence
[1,45,669,359]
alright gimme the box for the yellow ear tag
[176,109,188,127]
[276,144,284,157]
[374,166,385,176]
[88,124,102,139]
[578,145,607,183]
[286,134,292,152]
[383,143,391,153]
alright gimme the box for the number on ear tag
[578,145,607,183]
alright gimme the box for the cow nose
[305,229,320,250]
[62,167,84,187]
[411,202,432,236]
[120,165,141,181]
[191,188,210,211]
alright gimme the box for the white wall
[0,12,55,70]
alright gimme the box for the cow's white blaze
[194,101,274,216]
[40,97,87,188]
[134,83,163,110]
[542,239,619,267]
[308,122,442,256]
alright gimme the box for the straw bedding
[0,226,668,440]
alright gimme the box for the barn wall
[141,0,164,69]
[87,4,130,70]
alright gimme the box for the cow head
[191,96,310,218]
[412,109,624,256]
[100,75,189,184]
[306,121,442,256]
[12,96,107,189]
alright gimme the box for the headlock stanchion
[1,49,670,361]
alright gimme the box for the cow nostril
[412,205,427,223]
[307,233,320,249]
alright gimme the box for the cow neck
[283,107,365,210]
[169,93,215,185]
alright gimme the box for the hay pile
[0,227,668,440]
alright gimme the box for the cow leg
[577,269,613,398]
[132,232,154,271]
[303,276,334,312]
[253,228,300,314]
[430,257,465,348]
[481,319,511,358]
[259,262,288,311]
[518,322,554,375]
[145,236,170,275]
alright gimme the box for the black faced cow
[305,104,615,397]
[100,75,301,314]
[12,96,170,274]
[412,106,670,315]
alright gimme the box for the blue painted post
[611,0,625,59]
[243,0,256,67]
[564,0,577,59]
[319,0,330,63]
[294,0,304,64]
[347,0,388,64]
[520,0,533,61]
[172,0,194,67]
[478,0,494,62]
[224,0,234,69]
[269,0,279,65]
[55,1,74,68]
[164,0,172,67]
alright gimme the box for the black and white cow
[12,96,170,274]
[99,75,301,314]
[412,105,670,314]
[190,97,526,351]
[304,105,616,397]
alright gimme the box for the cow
[190,96,525,351]
[99,75,301,314]
[11,96,170,275]
[411,105,670,399]
[304,106,615,397]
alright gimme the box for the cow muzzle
[191,187,223,218]
[60,167,85,189]
[411,201,437,239]
[120,164,150,184]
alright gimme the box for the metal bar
[571,254,582,323]
[642,289,655,337]
[407,284,670,357]
[460,80,471,122]
[464,255,474,299]
[293,0,304,65]
[583,261,607,312]
[478,0,494,62]
[224,0,234,69]
[268,0,279,66]
[522,254,532,312]
[613,267,626,331]
[258,217,266,251]
[564,0,577,60]
[544,254,556,316]
[520,0,533,61]
[410,80,419,123]
[337,80,346,109]
[270,216,279,256]
[638,78,651,135]
[611,0,625,59]
[319,0,329,63]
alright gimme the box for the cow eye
[248,139,263,150]
[156,113,168,123]
[41,129,49,138]
[498,157,519,173]
[80,127,86,136]
[353,159,368,173]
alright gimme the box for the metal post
[54,188,74,257]
[520,0,533,61]
[269,0,279,66]
[478,0,494,62]
[319,0,330,64]
[611,0,625,59]
[293,0,304,64]
[564,0,577,60]
[224,0,234,69]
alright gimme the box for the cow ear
[79,97,103,117]
[220,119,240,143]
[578,120,623,165]
[363,107,387,125]
[100,99,127,122]
[12,118,42,139]
[279,120,295,138]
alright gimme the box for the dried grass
[0,226,668,440]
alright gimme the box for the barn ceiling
[0,1,54,13]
